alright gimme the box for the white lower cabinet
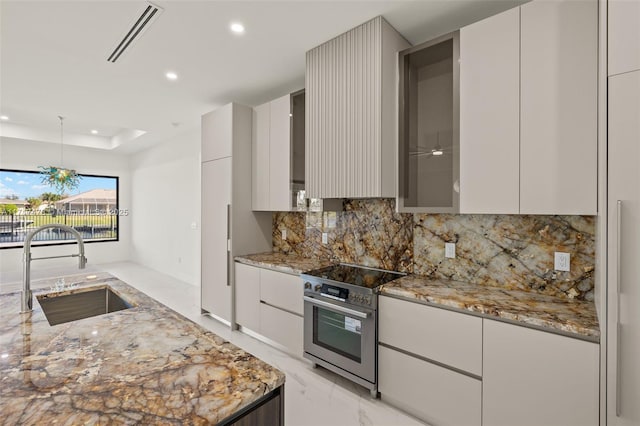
[379,296,482,375]
[234,262,303,357]
[482,319,599,426]
[260,302,303,356]
[378,345,481,426]
[235,262,260,331]
[378,295,600,426]
[378,295,482,426]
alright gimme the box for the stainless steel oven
[301,264,404,398]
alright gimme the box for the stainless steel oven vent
[107,2,163,63]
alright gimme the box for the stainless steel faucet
[21,224,87,313]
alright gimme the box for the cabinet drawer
[260,302,303,357]
[260,268,303,315]
[379,345,481,426]
[379,295,482,375]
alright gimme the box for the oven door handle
[304,296,369,319]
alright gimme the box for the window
[0,169,120,249]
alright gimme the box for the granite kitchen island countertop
[379,275,600,341]
[0,273,285,425]
[235,252,335,275]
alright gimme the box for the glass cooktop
[303,264,405,289]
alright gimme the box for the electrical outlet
[554,252,570,272]
[322,233,328,244]
[281,229,287,240]
[445,243,456,259]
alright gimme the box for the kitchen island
[0,272,285,425]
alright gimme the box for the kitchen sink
[37,286,133,326]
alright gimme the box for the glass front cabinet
[397,32,460,213]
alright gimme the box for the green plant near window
[1,204,18,215]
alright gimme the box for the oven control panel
[303,281,375,308]
[348,293,372,306]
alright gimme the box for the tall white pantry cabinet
[201,103,271,326]
[607,0,640,424]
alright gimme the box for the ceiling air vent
[107,2,163,63]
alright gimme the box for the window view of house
[0,169,119,248]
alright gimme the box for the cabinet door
[202,104,233,162]
[519,0,597,215]
[609,0,640,76]
[483,320,599,426]
[459,7,520,214]
[608,71,640,426]
[252,102,270,211]
[235,263,260,331]
[379,345,481,426]
[269,94,291,211]
[201,158,231,322]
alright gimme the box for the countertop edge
[234,256,304,276]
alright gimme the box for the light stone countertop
[379,275,600,341]
[235,251,335,275]
[0,272,285,425]
[237,252,599,341]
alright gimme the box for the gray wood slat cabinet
[305,16,410,199]
[201,103,272,326]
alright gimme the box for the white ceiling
[0,0,525,154]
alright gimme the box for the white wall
[0,137,131,282]
[129,128,200,286]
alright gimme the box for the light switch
[281,229,287,240]
[190,222,198,230]
[322,233,328,244]
[445,243,456,259]
[554,252,570,272]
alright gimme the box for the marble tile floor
[3,261,426,426]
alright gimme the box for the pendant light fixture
[39,116,82,194]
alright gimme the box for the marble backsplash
[272,199,595,301]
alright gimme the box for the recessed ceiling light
[0,115,9,121]
[91,130,98,135]
[230,22,245,34]
[166,71,178,81]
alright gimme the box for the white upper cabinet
[396,32,460,213]
[253,92,305,211]
[609,0,640,76]
[306,16,410,199]
[269,94,293,210]
[460,7,520,214]
[459,0,597,215]
[519,0,597,215]
[252,102,271,210]
[202,105,233,162]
